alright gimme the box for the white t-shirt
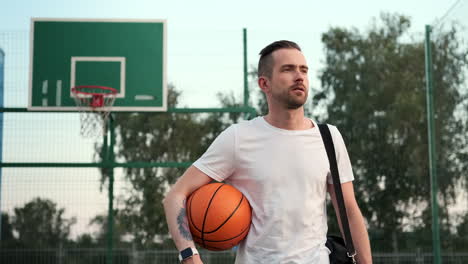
[193,117,354,264]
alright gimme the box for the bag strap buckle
[348,251,357,263]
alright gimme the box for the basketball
[186,183,252,251]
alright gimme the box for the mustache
[291,84,307,90]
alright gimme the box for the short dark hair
[258,40,302,78]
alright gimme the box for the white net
[72,86,117,137]
[76,110,113,137]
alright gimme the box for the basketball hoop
[71,85,117,137]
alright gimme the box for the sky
[1,0,466,237]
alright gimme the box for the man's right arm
[163,166,213,264]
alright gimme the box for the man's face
[267,48,309,109]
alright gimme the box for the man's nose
[294,70,305,82]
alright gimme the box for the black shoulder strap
[318,123,356,257]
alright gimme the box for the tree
[454,214,468,251]
[12,197,76,248]
[1,212,17,248]
[315,13,468,251]
[86,210,130,248]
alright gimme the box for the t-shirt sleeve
[192,125,236,182]
[326,125,355,184]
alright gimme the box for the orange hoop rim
[71,85,118,96]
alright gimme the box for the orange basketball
[186,182,252,251]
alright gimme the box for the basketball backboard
[28,18,167,111]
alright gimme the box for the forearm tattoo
[177,201,193,241]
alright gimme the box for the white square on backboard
[70,56,126,98]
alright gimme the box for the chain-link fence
[1,249,468,264]
[1,9,468,264]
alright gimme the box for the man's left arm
[328,182,372,264]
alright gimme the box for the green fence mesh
[1,10,468,263]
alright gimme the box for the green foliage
[453,214,468,251]
[1,213,17,248]
[1,213,14,240]
[9,198,76,248]
[316,13,468,251]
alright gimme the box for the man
[163,40,372,263]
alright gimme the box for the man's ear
[258,76,270,93]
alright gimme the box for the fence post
[243,28,249,109]
[424,24,442,264]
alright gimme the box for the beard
[272,87,308,109]
[285,95,307,109]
